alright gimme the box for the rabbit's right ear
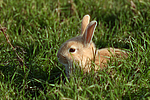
[83,21,97,45]
[81,15,90,35]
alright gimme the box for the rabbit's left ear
[83,21,97,45]
[81,15,90,35]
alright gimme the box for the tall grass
[0,0,150,99]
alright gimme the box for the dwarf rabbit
[57,15,128,77]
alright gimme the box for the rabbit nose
[57,52,61,58]
[57,54,64,60]
[57,53,64,60]
[57,54,68,65]
[57,53,59,58]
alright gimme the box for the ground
[0,0,150,99]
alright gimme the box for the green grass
[0,0,150,99]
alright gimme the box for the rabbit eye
[69,48,76,53]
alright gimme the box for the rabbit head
[57,15,97,77]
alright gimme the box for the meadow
[0,0,150,99]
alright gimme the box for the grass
[0,0,150,99]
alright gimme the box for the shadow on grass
[95,39,130,49]
[0,41,64,98]
[122,87,150,100]
[0,64,63,96]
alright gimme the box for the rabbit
[57,15,128,77]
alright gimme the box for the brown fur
[57,15,128,77]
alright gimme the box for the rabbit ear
[83,21,97,45]
[81,15,90,35]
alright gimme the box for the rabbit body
[57,15,127,77]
